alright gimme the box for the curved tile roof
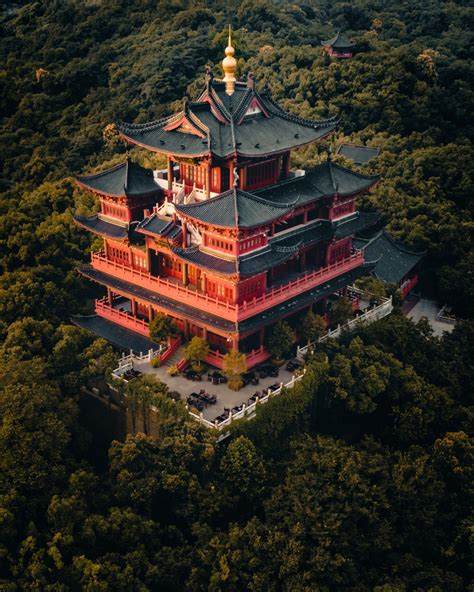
[337,144,380,165]
[117,80,338,159]
[76,159,161,198]
[353,230,425,284]
[334,211,381,238]
[71,315,158,355]
[305,161,380,197]
[256,161,380,207]
[74,214,129,240]
[169,242,301,277]
[175,188,295,229]
[321,32,355,50]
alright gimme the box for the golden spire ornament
[222,25,237,96]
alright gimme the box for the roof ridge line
[76,160,127,181]
[383,230,427,255]
[242,188,299,209]
[330,160,381,180]
[260,91,339,129]
[118,111,183,134]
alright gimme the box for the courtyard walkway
[132,357,294,422]
[406,298,455,337]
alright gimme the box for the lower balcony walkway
[79,264,237,333]
[78,261,376,335]
[71,314,158,355]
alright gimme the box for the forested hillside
[0,1,473,590]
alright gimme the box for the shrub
[167,365,179,376]
[150,356,161,368]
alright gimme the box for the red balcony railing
[159,335,182,366]
[238,251,364,320]
[95,298,150,336]
[91,250,364,322]
[205,345,271,370]
[91,252,239,320]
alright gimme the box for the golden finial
[222,25,237,96]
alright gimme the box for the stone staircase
[162,345,185,368]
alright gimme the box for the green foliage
[0,1,473,589]
[167,364,180,376]
[149,313,178,344]
[329,296,354,326]
[299,310,327,344]
[267,320,295,360]
[184,336,209,372]
[222,349,247,391]
[150,355,161,368]
[355,276,387,302]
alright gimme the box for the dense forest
[0,1,473,590]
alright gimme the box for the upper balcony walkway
[90,250,364,322]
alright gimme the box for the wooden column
[167,156,173,192]
[107,288,113,305]
[183,263,188,286]
[285,151,291,177]
[182,221,187,247]
[206,162,211,199]
[131,298,137,316]
[239,166,245,189]
[300,251,306,272]
[259,327,265,346]
[148,306,154,322]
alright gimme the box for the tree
[184,336,209,372]
[149,313,178,345]
[299,310,326,345]
[1,317,55,361]
[355,276,387,303]
[267,321,295,360]
[329,297,353,327]
[222,349,247,391]
[124,375,172,436]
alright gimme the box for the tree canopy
[0,1,472,589]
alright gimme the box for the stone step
[163,346,185,367]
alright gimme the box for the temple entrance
[239,332,261,353]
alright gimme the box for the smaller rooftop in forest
[76,159,161,198]
[337,144,380,165]
[321,31,355,50]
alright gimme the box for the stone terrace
[131,357,295,422]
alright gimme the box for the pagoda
[321,32,355,59]
[73,30,379,369]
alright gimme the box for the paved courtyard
[407,298,455,337]
[131,357,295,422]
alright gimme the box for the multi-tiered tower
[74,32,379,368]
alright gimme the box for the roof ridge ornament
[247,70,254,89]
[222,25,237,96]
[205,65,214,91]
